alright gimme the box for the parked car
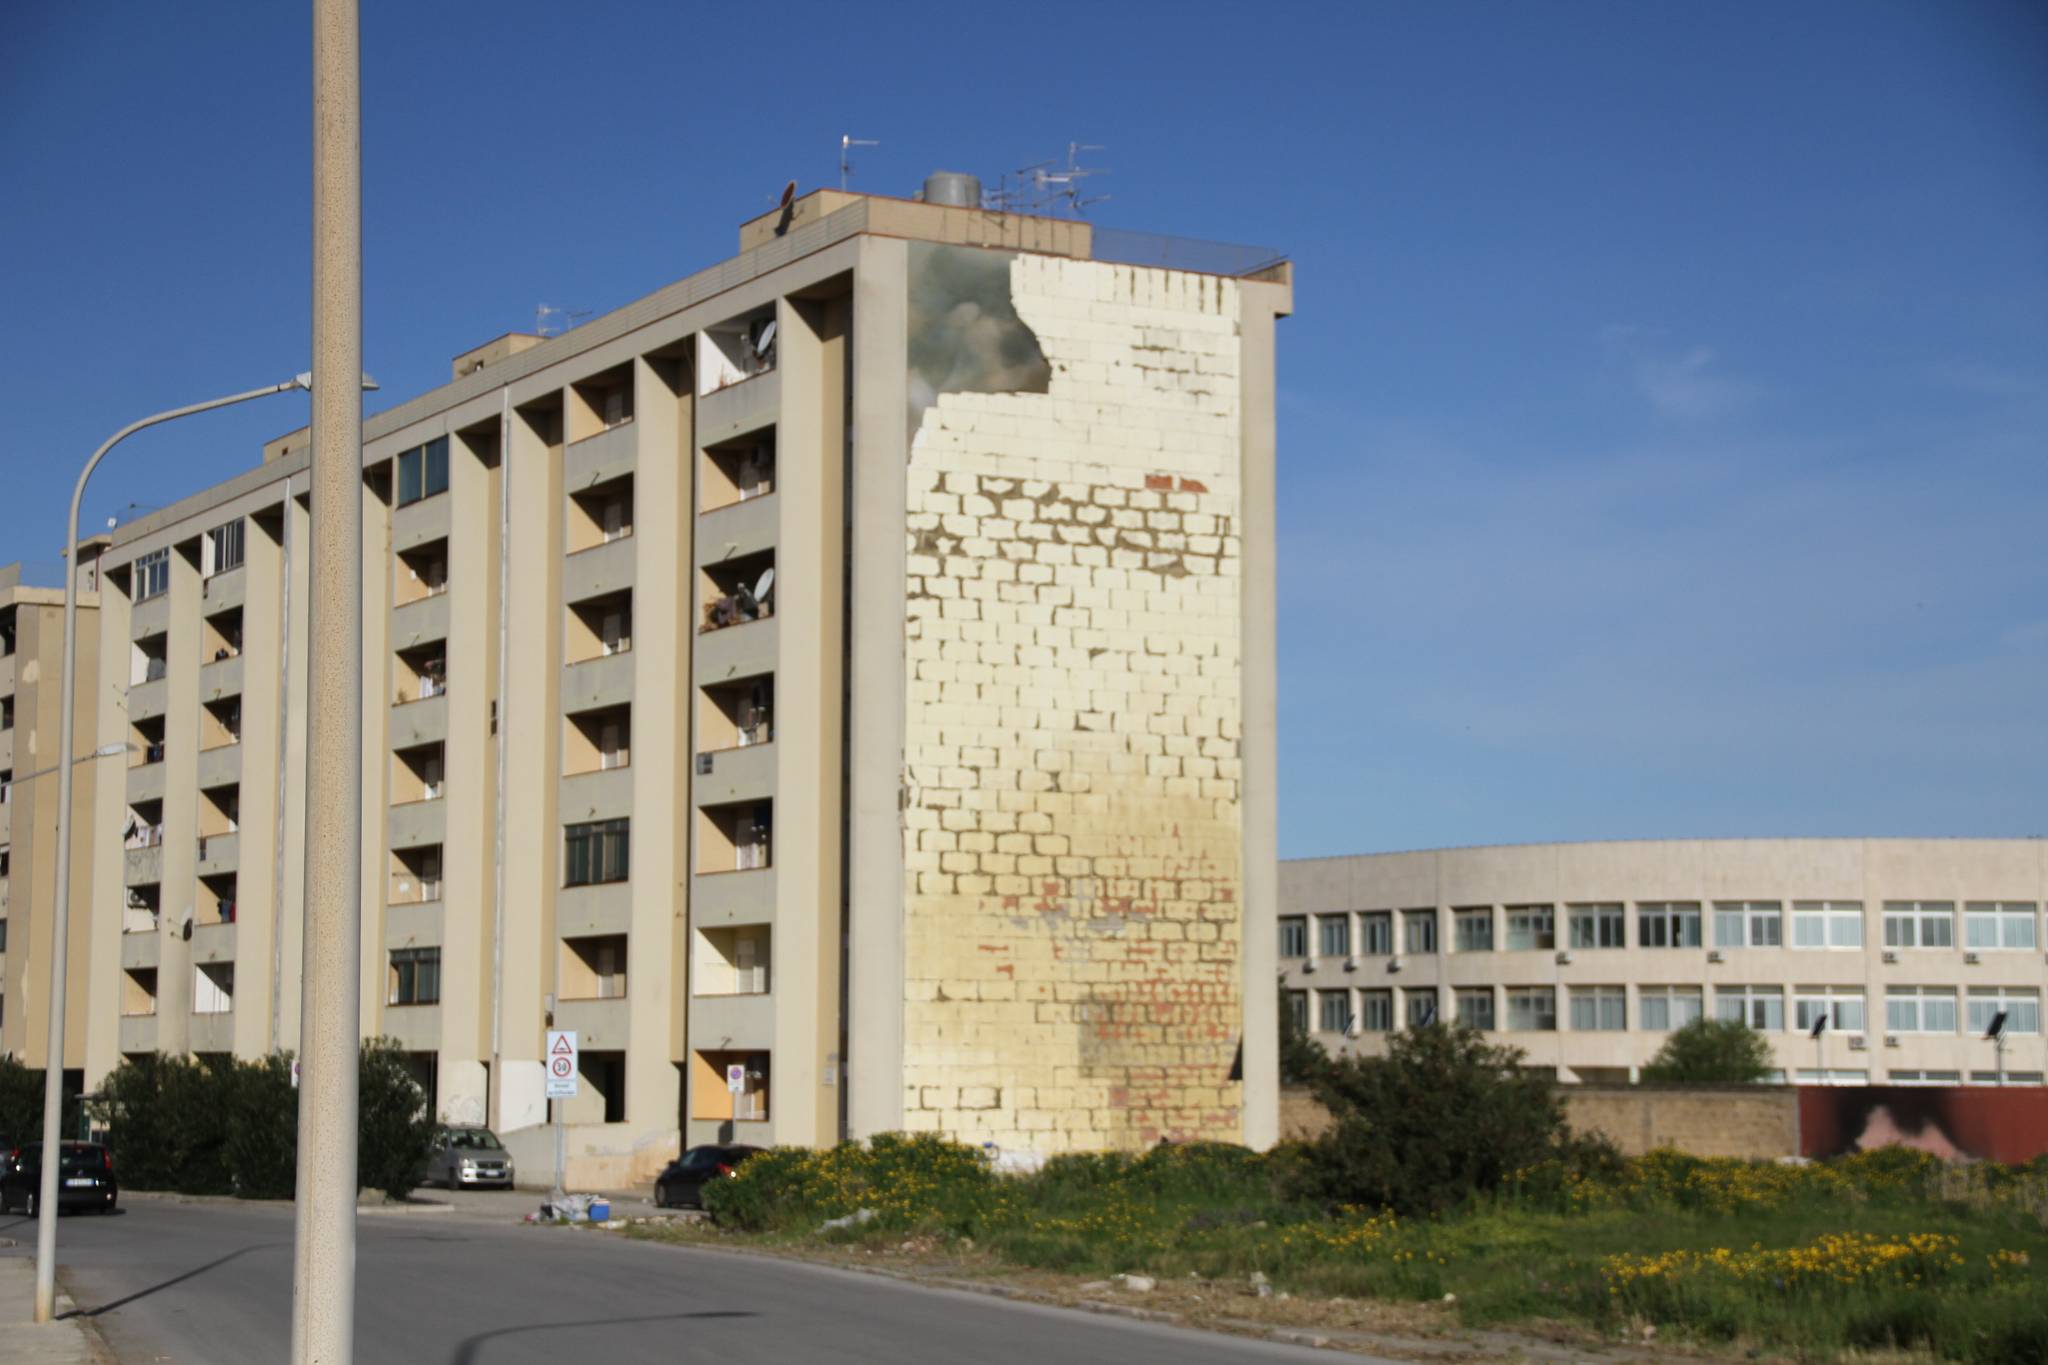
[417,1126,516,1189]
[653,1144,763,1209]
[0,1143,119,1216]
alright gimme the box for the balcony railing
[125,823,164,850]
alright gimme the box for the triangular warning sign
[550,1035,574,1056]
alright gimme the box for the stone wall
[900,251,1245,1153]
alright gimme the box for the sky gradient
[3,1,2044,856]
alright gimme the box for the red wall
[1799,1086,2048,1163]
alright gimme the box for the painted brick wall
[901,254,1245,1152]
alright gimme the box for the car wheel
[653,1185,667,1208]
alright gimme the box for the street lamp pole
[33,376,310,1324]
[290,2,363,1362]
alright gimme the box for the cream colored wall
[899,254,1249,1153]
[230,518,284,1057]
[1282,841,2048,1082]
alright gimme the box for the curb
[122,1190,454,1215]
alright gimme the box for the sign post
[727,1063,747,1126]
[545,1029,579,1202]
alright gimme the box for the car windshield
[444,1128,503,1151]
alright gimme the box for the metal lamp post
[32,375,316,1323]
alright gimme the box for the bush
[1293,1025,1574,1216]
[705,1132,1000,1234]
[0,1055,85,1149]
[224,1054,298,1200]
[1639,1017,1772,1084]
[357,1039,435,1202]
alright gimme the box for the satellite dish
[752,317,777,356]
[753,567,775,600]
[1808,1015,1827,1039]
[778,180,796,209]
[1985,1010,2008,1040]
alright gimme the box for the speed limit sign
[545,1030,579,1098]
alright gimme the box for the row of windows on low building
[1288,983,2044,1037]
[130,519,246,604]
[1280,901,2042,959]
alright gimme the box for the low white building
[1281,839,2047,1085]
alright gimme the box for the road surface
[1,1199,1346,1364]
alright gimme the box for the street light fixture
[31,371,374,1325]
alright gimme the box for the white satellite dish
[754,567,775,600]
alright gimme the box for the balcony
[117,1015,158,1053]
[127,677,168,723]
[196,743,240,792]
[697,369,779,449]
[554,880,633,939]
[199,564,246,612]
[119,931,158,969]
[189,1011,235,1053]
[191,920,236,965]
[552,996,630,1051]
[124,846,163,887]
[692,740,774,807]
[196,833,239,877]
[130,593,170,639]
[693,613,777,686]
[562,535,635,606]
[389,693,448,749]
[561,650,633,714]
[689,991,773,1048]
[126,759,167,805]
[392,491,452,552]
[559,766,632,825]
[564,420,638,491]
[391,591,451,652]
[388,798,446,853]
[696,490,777,560]
[198,654,243,705]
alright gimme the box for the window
[1405,989,1439,1028]
[1637,902,1703,949]
[1714,901,1782,949]
[134,549,170,602]
[1885,987,1958,1034]
[1884,901,1954,949]
[1402,910,1437,955]
[1964,902,2037,951]
[1567,904,1625,950]
[1316,914,1350,959]
[564,818,630,886]
[192,962,234,1015]
[1317,989,1351,1034]
[395,437,450,507]
[1278,917,1308,958]
[0,919,7,953]
[206,519,244,576]
[1568,986,1626,1032]
[1638,986,1704,1032]
[1716,985,1785,1031]
[1284,990,1309,1035]
[1794,987,1866,1033]
[388,948,441,1006]
[1506,986,1556,1031]
[1360,911,1393,955]
[1359,990,1394,1032]
[1972,1070,2045,1085]
[1505,905,1554,951]
[1455,988,1495,1030]
[1796,1068,1871,1085]
[1967,988,2040,1036]
[1888,1069,1962,1085]
[1453,908,1493,952]
[1792,900,1864,949]
[564,934,628,1000]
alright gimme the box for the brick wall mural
[901,244,1245,1152]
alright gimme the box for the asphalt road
[0,1199,1344,1365]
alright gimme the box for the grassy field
[633,1137,2048,1363]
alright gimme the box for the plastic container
[588,1198,610,1223]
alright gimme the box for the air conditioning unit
[1707,950,1724,964]
[1882,950,1899,964]
[1884,1035,1901,1048]
[1387,957,1403,974]
[1964,952,1982,965]
[1554,951,1572,966]
[1848,1036,1868,1051]
[1344,955,1360,972]
[1303,958,1318,974]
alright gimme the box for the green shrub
[0,1055,86,1150]
[1639,1017,1772,1084]
[357,1039,435,1202]
[1293,1025,1576,1216]
[705,1132,1000,1235]
[224,1053,298,1199]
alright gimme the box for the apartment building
[68,181,1288,1183]
[1282,840,2048,1085]
[0,550,105,1078]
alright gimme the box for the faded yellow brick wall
[902,252,1244,1153]
[1279,1086,1801,1159]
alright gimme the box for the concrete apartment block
[1282,840,2048,1086]
[36,186,1287,1184]
[0,551,104,1078]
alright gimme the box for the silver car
[420,1126,516,1189]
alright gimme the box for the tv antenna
[839,135,879,190]
[535,303,591,337]
[994,142,1110,216]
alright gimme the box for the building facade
[0,554,104,1081]
[50,187,1287,1183]
[1282,840,2048,1085]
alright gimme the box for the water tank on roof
[922,171,982,208]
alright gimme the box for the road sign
[546,1030,579,1099]
[726,1063,746,1095]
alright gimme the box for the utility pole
[291,0,364,1361]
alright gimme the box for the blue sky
[3,1,2044,856]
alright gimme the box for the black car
[0,1142,119,1216]
[653,1144,763,1209]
